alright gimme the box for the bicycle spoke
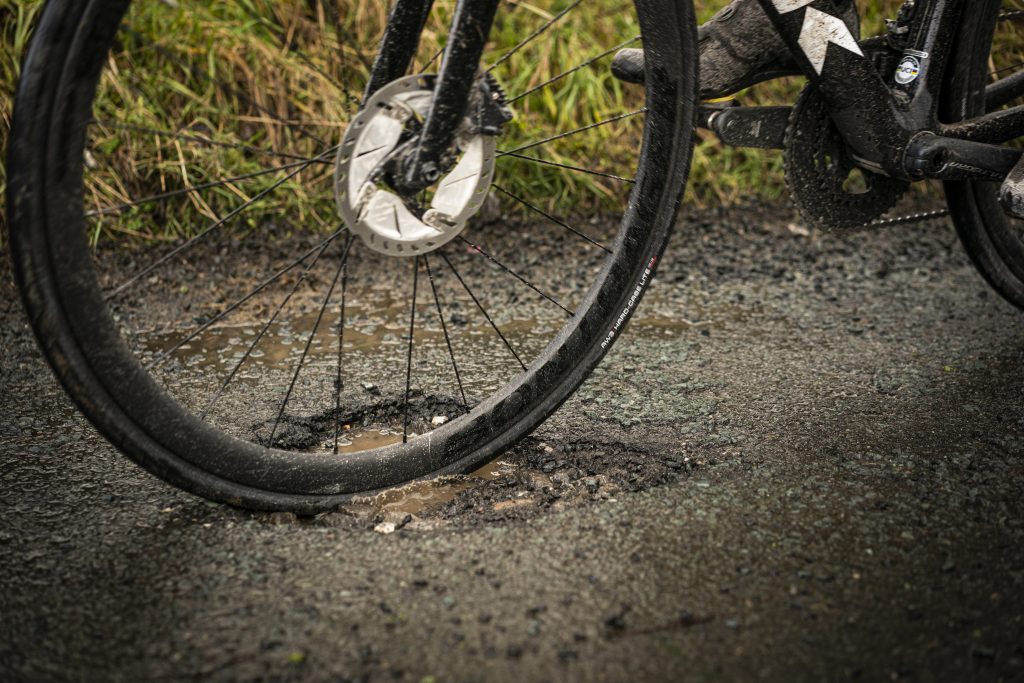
[149,227,346,370]
[508,35,640,103]
[424,255,468,409]
[90,121,329,164]
[991,59,1024,79]
[87,157,326,217]
[498,108,646,156]
[487,0,583,72]
[107,144,339,299]
[499,152,636,184]
[458,236,574,317]
[199,232,347,420]
[419,45,446,74]
[492,184,611,253]
[440,252,526,371]
[403,256,420,444]
[269,237,354,445]
[333,246,351,455]
[147,227,346,370]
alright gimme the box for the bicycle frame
[759,0,961,172]
[712,0,1022,182]
[372,0,1024,189]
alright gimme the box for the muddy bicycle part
[688,0,1024,307]
[943,1,1024,309]
[338,0,512,255]
[692,1,1023,187]
[363,0,503,197]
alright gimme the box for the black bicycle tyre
[943,0,1024,311]
[7,0,698,512]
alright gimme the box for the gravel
[2,199,1023,681]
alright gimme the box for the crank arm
[700,105,1024,182]
[903,132,1022,181]
[698,103,792,150]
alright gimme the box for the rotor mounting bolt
[421,163,441,183]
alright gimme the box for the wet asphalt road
[2,202,1023,682]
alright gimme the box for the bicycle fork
[363,0,503,197]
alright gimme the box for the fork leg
[363,0,435,102]
[389,0,503,195]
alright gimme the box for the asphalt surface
[2,201,1023,682]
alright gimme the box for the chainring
[783,67,909,230]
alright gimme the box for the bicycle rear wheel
[7,0,697,511]
[943,0,1024,310]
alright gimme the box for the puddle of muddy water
[329,427,404,454]
[123,290,757,454]
[343,459,514,518]
[141,301,554,390]
[130,296,562,444]
[142,292,751,376]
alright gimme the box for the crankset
[783,82,910,231]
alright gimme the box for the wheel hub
[334,75,498,256]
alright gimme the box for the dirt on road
[2,201,1023,682]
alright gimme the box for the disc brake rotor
[334,74,497,256]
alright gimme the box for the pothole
[252,391,468,450]
[309,437,705,531]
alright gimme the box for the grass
[1,0,915,245]
[1,0,44,237]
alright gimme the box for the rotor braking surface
[334,73,512,256]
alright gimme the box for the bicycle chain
[865,208,950,228]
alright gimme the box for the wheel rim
[13,0,695,502]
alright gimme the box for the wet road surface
[2,203,1023,681]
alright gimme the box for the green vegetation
[1,0,908,244]
[1,0,44,236]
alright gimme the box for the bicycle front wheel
[7,0,697,511]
